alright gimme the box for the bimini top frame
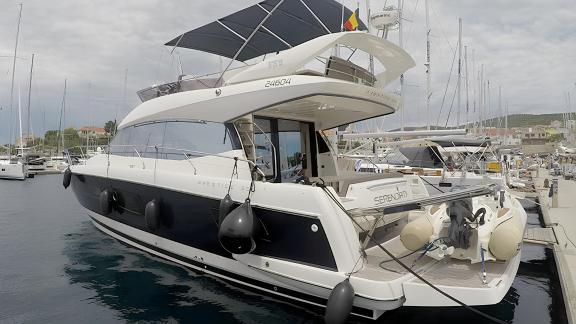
[165,0,367,62]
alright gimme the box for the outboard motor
[325,278,355,324]
[447,199,473,249]
[218,199,256,254]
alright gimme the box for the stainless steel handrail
[132,147,145,169]
[324,66,375,86]
[106,144,266,179]
[234,120,278,182]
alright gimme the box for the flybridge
[137,32,415,103]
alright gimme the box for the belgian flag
[343,8,359,31]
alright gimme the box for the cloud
[0,0,574,143]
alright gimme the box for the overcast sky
[0,0,575,142]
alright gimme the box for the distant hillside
[483,113,567,128]
[390,113,570,131]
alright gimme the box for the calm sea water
[0,175,568,324]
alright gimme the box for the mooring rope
[318,184,508,324]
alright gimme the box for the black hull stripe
[89,215,375,318]
[71,173,338,270]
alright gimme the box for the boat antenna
[216,0,287,85]
[8,3,23,160]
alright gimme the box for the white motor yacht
[65,3,525,322]
[0,158,26,180]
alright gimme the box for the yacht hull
[71,173,402,319]
[0,163,25,180]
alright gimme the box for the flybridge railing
[137,54,377,102]
[323,56,376,87]
[104,144,267,180]
[136,65,252,102]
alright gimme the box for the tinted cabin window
[253,118,275,179]
[109,122,165,157]
[132,122,166,158]
[161,122,240,160]
[278,119,303,182]
[109,121,240,159]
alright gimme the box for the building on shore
[78,127,106,138]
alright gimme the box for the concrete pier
[534,169,576,324]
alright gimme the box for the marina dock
[534,169,576,324]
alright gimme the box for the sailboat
[0,4,26,181]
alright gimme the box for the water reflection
[62,221,321,323]
[62,206,566,324]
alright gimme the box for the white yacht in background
[65,2,525,322]
[0,157,26,180]
[45,156,69,173]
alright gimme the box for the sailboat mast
[398,0,405,131]
[26,53,35,146]
[457,18,462,128]
[498,85,502,131]
[487,80,491,129]
[464,45,470,129]
[18,86,23,156]
[425,0,431,130]
[57,79,66,154]
[366,0,374,74]
[505,100,509,143]
[472,49,476,132]
[480,64,484,132]
[573,82,576,122]
[8,4,23,159]
[86,82,92,156]
[62,79,67,150]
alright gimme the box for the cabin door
[253,117,317,183]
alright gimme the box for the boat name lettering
[373,190,408,205]
[196,180,250,192]
[366,89,386,99]
[265,78,291,88]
